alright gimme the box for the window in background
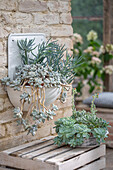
[71,0,103,48]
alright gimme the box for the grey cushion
[83,92,113,108]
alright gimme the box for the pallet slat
[0,152,56,170]
[79,157,106,170]
[46,147,91,164]
[34,146,73,161]
[11,139,54,157]
[2,136,54,154]
[21,143,58,159]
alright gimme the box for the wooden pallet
[0,136,106,170]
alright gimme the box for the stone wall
[0,0,73,151]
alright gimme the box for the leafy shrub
[72,30,113,95]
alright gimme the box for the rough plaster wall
[0,0,73,151]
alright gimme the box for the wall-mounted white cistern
[7,33,61,111]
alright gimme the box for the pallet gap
[44,148,73,162]
[18,143,54,157]
[10,139,53,155]
[60,145,99,163]
[76,157,101,169]
[31,145,67,160]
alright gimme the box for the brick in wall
[0,0,17,11]
[0,125,6,137]
[60,13,72,24]
[0,109,14,124]
[0,56,7,67]
[47,1,59,12]
[0,125,51,151]
[0,67,8,79]
[2,12,33,26]
[22,26,51,37]
[19,0,48,13]
[0,42,4,54]
[0,98,4,111]
[34,12,59,25]
[50,25,73,37]
[58,1,71,12]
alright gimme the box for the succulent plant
[0,38,81,136]
[17,38,82,84]
[1,63,68,135]
[54,92,110,147]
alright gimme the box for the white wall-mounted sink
[7,86,61,111]
[8,33,46,80]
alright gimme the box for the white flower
[104,65,113,75]
[91,57,101,65]
[72,33,83,44]
[74,49,79,55]
[83,46,93,53]
[105,44,113,53]
[99,45,105,54]
[87,30,98,41]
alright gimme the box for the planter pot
[7,86,61,111]
[81,137,98,147]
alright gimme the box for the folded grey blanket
[83,92,113,108]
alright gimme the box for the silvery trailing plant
[54,89,110,147]
[0,38,82,136]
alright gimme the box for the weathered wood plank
[0,152,56,170]
[2,136,54,154]
[57,145,106,170]
[21,144,58,159]
[78,157,106,170]
[46,147,92,164]
[11,139,54,157]
[34,146,72,161]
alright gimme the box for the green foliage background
[71,0,103,48]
